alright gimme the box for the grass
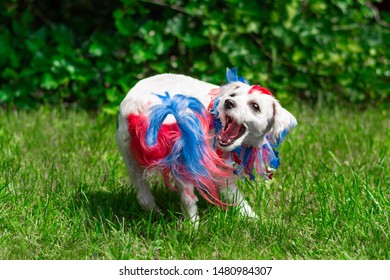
[0,104,388,260]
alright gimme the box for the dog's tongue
[220,120,242,144]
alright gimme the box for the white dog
[116,68,296,223]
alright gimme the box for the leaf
[41,73,59,90]
[89,42,104,57]
[270,25,284,38]
[292,49,306,63]
[106,88,121,103]
[102,104,120,115]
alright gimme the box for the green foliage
[0,0,389,111]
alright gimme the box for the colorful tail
[142,92,231,207]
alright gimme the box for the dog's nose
[224,99,236,110]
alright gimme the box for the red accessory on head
[248,85,273,96]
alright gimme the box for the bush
[0,0,389,112]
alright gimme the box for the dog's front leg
[220,180,258,219]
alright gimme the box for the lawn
[0,104,388,259]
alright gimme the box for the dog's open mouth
[217,116,246,147]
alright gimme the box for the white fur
[116,74,296,222]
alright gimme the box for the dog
[116,68,297,223]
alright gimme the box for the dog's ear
[269,102,297,146]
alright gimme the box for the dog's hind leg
[116,130,159,211]
[175,179,199,225]
[125,156,159,211]
[220,181,258,219]
[132,166,159,211]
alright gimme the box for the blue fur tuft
[226,67,250,84]
[262,139,280,169]
[145,92,205,147]
[145,92,212,184]
[271,123,296,149]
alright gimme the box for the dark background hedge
[1,0,389,112]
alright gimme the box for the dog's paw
[238,202,259,219]
[138,199,161,213]
[152,206,162,213]
[189,214,200,228]
[137,192,159,211]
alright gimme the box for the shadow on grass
[83,189,145,222]
[72,184,188,231]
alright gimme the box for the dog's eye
[250,102,260,112]
[229,93,236,97]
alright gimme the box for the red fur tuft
[248,85,273,96]
[127,114,180,167]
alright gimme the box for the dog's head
[214,82,297,151]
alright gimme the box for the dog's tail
[144,92,231,207]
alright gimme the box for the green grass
[0,105,388,259]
